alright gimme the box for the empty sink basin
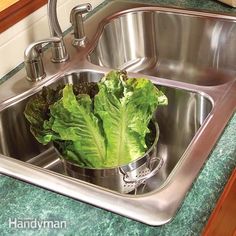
[89,8,236,85]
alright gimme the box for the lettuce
[24,83,98,145]
[94,71,167,166]
[24,85,64,144]
[24,71,168,168]
[46,85,106,168]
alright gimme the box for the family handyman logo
[9,218,67,229]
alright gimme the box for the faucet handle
[24,37,61,82]
[70,3,92,47]
[51,40,69,63]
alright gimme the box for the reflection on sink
[0,71,212,193]
[89,10,236,85]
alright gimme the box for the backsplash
[0,0,103,80]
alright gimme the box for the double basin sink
[0,1,235,225]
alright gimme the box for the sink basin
[89,6,236,86]
[0,71,212,193]
[0,1,235,226]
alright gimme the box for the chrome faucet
[70,3,92,47]
[24,1,91,81]
[24,0,69,81]
[47,0,69,62]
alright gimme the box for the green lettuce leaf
[94,71,167,166]
[47,85,106,168]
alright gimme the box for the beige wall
[0,0,104,79]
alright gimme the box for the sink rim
[0,1,235,226]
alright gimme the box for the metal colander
[57,122,163,194]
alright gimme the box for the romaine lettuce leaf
[47,85,106,168]
[94,70,167,166]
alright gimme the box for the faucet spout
[70,3,92,47]
[47,0,69,62]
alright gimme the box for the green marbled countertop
[0,0,236,235]
[123,0,236,13]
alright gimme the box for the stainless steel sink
[88,5,236,86]
[0,71,212,193]
[0,1,235,226]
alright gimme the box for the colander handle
[121,157,164,184]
